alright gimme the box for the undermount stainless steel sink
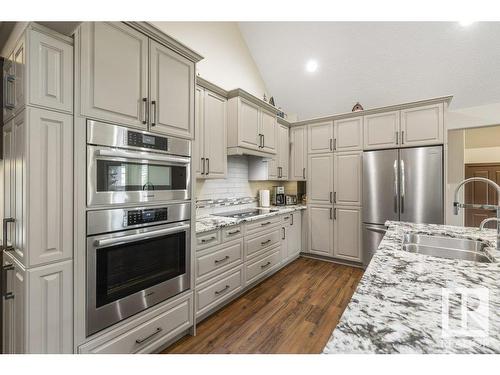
[401,233,492,263]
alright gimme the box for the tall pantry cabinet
[2,23,74,354]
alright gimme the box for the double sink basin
[401,233,492,263]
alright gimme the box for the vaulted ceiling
[238,22,500,120]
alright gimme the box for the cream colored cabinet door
[238,98,260,150]
[149,40,195,139]
[289,212,302,257]
[400,103,444,147]
[334,152,362,206]
[260,109,277,154]
[308,121,333,154]
[3,52,16,122]
[13,37,26,115]
[267,157,279,180]
[2,254,25,354]
[308,205,334,256]
[363,111,400,150]
[334,207,362,262]
[290,126,307,180]
[28,29,73,113]
[194,86,205,177]
[26,108,73,267]
[3,120,15,249]
[203,90,227,178]
[307,153,333,205]
[278,124,289,179]
[334,117,363,151]
[13,111,26,265]
[80,22,148,129]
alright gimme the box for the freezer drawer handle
[135,327,162,344]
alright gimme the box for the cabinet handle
[227,229,240,235]
[303,167,306,179]
[282,227,286,240]
[206,158,210,175]
[330,208,333,220]
[334,192,337,204]
[201,236,217,243]
[151,100,157,126]
[135,327,163,344]
[142,98,148,125]
[330,192,333,203]
[5,74,16,109]
[260,261,271,269]
[261,239,271,246]
[284,216,289,220]
[214,255,230,264]
[262,134,265,148]
[401,130,404,145]
[2,264,15,300]
[291,213,294,225]
[201,157,205,175]
[395,131,399,145]
[334,138,337,151]
[215,285,230,295]
[260,221,271,226]
[334,208,337,220]
[329,138,333,151]
[258,134,263,148]
[3,218,15,251]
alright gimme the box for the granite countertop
[324,221,500,354]
[195,205,306,234]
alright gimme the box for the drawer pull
[214,255,230,264]
[201,236,217,244]
[260,221,272,226]
[261,239,271,246]
[260,261,272,269]
[284,216,289,220]
[227,229,240,235]
[135,327,163,344]
[215,285,230,295]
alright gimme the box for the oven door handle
[94,224,190,248]
[95,149,190,165]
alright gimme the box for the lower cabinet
[2,251,73,353]
[307,205,334,257]
[281,212,302,262]
[245,244,281,285]
[333,206,362,262]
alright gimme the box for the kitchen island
[323,221,500,354]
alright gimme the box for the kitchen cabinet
[290,125,307,180]
[363,111,400,150]
[281,212,302,262]
[400,103,443,147]
[334,117,363,151]
[333,207,362,262]
[3,51,16,122]
[248,124,288,180]
[334,151,362,206]
[227,90,278,156]
[307,205,334,257]
[194,85,227,179]
[13,37,26,117]
[277,124,289,179]
[307,120,334,154]
[307,153,334,205]
[149,40,195,138]
[80,22,199,139]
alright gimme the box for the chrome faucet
[453,177,500,250]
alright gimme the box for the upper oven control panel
[127,131,168,152]
[125,208,168,226]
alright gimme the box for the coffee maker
[272,186,285,206]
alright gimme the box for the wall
[463,125,500,164]
[151,22,268,98]
[448,102,500,130]
[446,130,465,226]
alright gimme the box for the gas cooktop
[213,208,278,219]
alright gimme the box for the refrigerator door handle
[400,159,405,213]
[393,160,398,213]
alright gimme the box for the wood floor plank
[162,257,363,354]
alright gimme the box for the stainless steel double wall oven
[86,120,192,336]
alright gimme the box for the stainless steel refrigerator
[362,145,444,266]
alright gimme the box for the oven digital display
[142,134,155,145]
[127,208,168,226]
[142,210,155,221]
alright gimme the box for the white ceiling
[238,22,500,120]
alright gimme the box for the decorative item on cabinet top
[352,102,364,112]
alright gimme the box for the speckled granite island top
[324,221,500,354]
[196,205,306,234]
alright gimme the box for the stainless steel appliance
[86,202,191,336]
[87,120,191,207]
[272,186,285,206]
[362,145,443,267]
[285,195,297,205]
[213,208,278,219]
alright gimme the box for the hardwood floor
[163,257,364,354]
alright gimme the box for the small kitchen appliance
[259,189,270,207]
[272,186,285,206]
[285,195,297,205]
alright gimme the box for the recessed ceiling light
[459,21,475,27]
[306,59,318,73]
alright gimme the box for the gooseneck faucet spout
[453,177,500,250]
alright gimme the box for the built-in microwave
[87,120,191,208]
[86,202,191,336]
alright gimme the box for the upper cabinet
[80,22,201,139]
[334,117,363,151]
[290,125,307,181]
[2,24,73,124]
[307,120,333,154]
[363,111,400,150]
[277,124,289,179]
[195,81,227,179]
[227,90,278,157]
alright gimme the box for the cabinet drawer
[196,267,244,315]
[222,225,243,242]
[245,246,281,285]
[196,230,221,251]
[245,215,281,235]
[246,229,281,258]
[196,239,243,282]
[79,294,193,354]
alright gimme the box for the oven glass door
[95,232,186,308]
